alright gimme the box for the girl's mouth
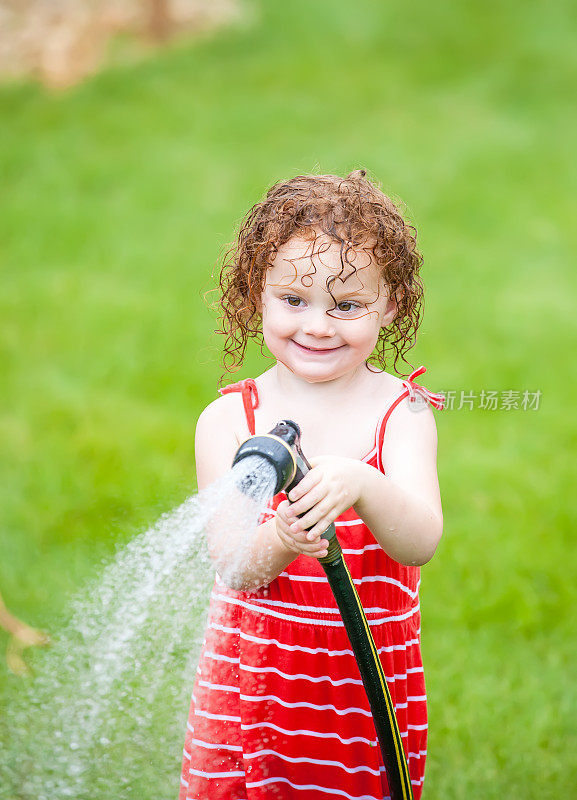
[291,340,344,354]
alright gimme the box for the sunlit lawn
[1,0,576,797]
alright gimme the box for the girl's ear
[381,288,399,328]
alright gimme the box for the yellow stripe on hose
[342,559,413,800]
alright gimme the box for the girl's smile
[261,233,397,383]
[290,340,346,354]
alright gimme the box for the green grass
[1,0,576,796]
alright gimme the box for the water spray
[232,420,414,800]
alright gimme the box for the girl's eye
[284,295,303,307]
[336,301,359,313]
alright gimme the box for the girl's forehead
[268,234,381,288]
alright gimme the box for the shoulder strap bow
[402,366,445,410]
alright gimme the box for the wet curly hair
[217,169,424,376]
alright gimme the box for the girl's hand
[275,500,330,559]
[284,456,369,540]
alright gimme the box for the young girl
[179,170,444,800]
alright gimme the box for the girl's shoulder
[365,368,405,399]
[196,389,251,448]
[194,390,256,488]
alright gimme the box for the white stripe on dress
[245,775,384,800]
[258,515,372,529]
[207,621,420,655]
[198,671,421,695]
[209,623,352,653]
[211,591,420,626]
[239,663,364,686]
[193,709,241,723]
[203,650,240,664]
[242,596,394,614]
[239,693,373,717]
[198,680,240,693]
[190,738,243,752]
[342,543,381,552]
[334,518,366,528]
[243,748,385,776]
[259,514,371,528]
[277,572,420,598]
[240,720,378,746]
[188,767,245,779]
[239,661,418,686]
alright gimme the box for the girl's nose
[301,310,336,338]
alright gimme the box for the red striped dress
[180,368,443,800]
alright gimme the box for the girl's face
[260,233,397,383]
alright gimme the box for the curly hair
[217,169,424,376]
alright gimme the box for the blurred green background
[1,0,576,797]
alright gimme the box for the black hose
[319,538,414,800]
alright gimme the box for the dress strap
[375,366,445,472]
[218,379,259,436]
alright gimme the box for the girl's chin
[275,356,356,383]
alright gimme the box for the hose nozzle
[232,420,311,496]
[232,419,338,553]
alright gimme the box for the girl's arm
[284,401,443,567]
[195,396,328,591]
